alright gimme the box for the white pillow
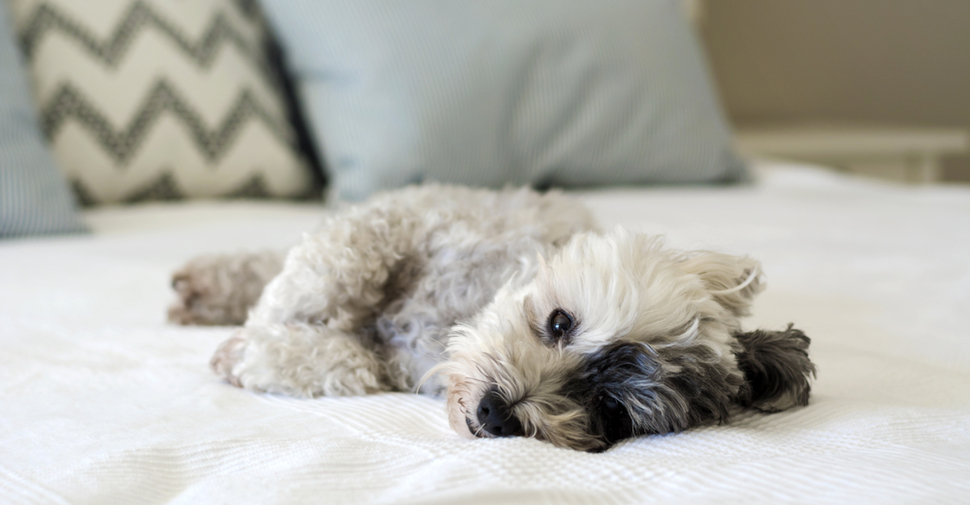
[261,0,746,201]
[8,0,319,204]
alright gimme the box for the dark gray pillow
[261,0,746,201]
[0,2,86,238]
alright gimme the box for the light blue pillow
[260,0,746,201]
[0,2,86,238]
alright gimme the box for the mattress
[1,161,968,504]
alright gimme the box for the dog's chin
[449,409,476,440]
[445,380,478,440]
[464,416,495,439]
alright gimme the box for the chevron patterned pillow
[7,0,320,205]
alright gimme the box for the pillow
[7,0,320,205]
[260,0,747,201]
[0,1,86,238]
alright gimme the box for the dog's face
[442,230,764,451]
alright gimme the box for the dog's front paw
[211,331,247,387]
[210,324,388,397]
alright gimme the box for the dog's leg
[211,202,422,396]
[168,251,284,326]
[211,323,385,396]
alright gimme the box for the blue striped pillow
[261,0,747,201]
[0,3,86,238]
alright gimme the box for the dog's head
[442,228,765,451]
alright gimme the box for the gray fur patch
[568,325,816,450]
[573,340,743,448]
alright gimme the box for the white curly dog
[170,185,815,451]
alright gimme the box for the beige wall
[699,0,970,181]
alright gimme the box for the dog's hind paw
[167,252,282,326]
[168,258,244,326]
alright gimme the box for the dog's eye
[548,310,573,339]
[602,396,621,413]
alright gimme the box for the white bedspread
[2,162,968,504]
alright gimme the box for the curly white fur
[171,184,815,451]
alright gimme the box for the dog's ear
[679,252,764,317]
[733,325,816,411]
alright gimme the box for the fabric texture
[260,0,746,201]
[0,1,86,238]
[6,0,319,205]
[1,162,968,503]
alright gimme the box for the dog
[169,184,816,451]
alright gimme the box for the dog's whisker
[472,421,486,438]
[415,362,448,393]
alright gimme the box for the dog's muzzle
[475,388,523,438]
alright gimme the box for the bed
[2,160,968,504]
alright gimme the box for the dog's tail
[733,325,816,412]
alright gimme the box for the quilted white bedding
[2,161,969,504]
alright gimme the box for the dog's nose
[476,389,522,437]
